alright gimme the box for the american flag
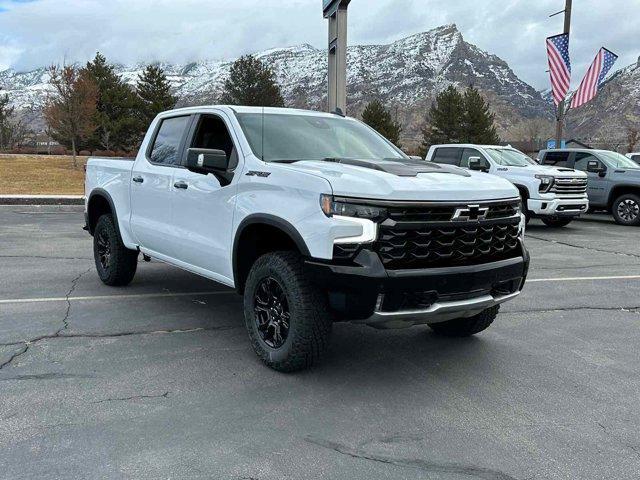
[546,33,571,106]
[570,48,619,109]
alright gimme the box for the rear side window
[631,154,640,163]
[149,116,191,166]
[542,151,570,167]
[431,147,462,166]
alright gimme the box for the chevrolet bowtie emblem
[452,205,489,221]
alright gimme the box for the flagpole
[554,0,572,149]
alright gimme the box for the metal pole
[554,0,572,148]
[327,5,348,113]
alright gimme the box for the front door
[130,115,192,257]
[573,152,607,206]
[170,113,241,283]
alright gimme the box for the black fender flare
[232,214,310,283]
[87,188,121,237]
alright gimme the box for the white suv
[426,144,589,227]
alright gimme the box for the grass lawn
[0,154,89,195]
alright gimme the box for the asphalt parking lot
[1,205,640,479]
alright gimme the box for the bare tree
[44,65,98,167]
[627,127,639,153]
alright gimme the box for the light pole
[551,0,572,148]
[323,0,351,114]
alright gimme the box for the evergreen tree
[136,64,177,128]
[462,85,500,144]
[220,55,284,107]
[85,52,140,151]
[361,99,402,147]
[0,93,15,150]
[420,86,465,155]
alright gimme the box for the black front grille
[375,222,520,269]
[332,198,522,270]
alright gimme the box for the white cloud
[0,0,638,89]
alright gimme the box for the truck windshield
[235,112,406,163]
[484,148,532,167]
[599,151,640,169]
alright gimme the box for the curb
[0,195,85,206]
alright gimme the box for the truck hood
[285,158,518,201]
[498,164,587,178]
[611,168,640,179]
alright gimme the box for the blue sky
[0,0,638,89]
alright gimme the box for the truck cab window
[149,116,190,166]
[460,148,488,168]
[432,148,462,166]
[191,115,238,168]
[574,153,600,171]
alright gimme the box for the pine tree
[0,93,15,150]
[85,52,140,151]
[420,86,465,154]
[220,55,284,107]
[462,85,500,144]
[136,64,177,129]
[361,99,402,147]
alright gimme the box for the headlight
[535,175,555,193]
[320,194,386,220]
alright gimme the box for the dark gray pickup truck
[538,149,640,226]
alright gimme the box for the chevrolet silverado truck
[426,144,589,227]
[85,106,529,372]
[538,148,640,225]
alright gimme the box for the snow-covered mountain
[565,56,640,144]
[0,24,557,147]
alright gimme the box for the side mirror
[468,157,488,172]
[186,148,229,174]
[587,160,606,177]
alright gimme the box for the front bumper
[305,241,529,329]
[527,197,589,217]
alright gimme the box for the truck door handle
[173,181,189,190]
[133,176,144,183]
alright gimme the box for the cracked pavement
[1,205,640,479]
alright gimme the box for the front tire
[93,214,138,286]
[612,194,640,226]
[243,251,332,372]
[428,306,499,337]
[541,217,573,228]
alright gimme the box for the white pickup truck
[85,106,529,371]
[426,144,589,227]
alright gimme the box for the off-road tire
[612,194,640,226]
[93,214,138,286]
[243,251,332,372]
[541,217,573,228]
[428,305,500,337]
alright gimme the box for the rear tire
[612,194,640,226]
[93,214,138,286]
[243,251,332,372]
[428,306,499,337]
[541,217,573,228]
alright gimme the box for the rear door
[130,115,192,257]
[169,112,241,282]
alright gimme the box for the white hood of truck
[498,164,587,179]
[287,160,519,202]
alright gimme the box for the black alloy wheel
[96,229,112,271]
[254,277,290,349]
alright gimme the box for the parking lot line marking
[529,275,640,283]
[0,291,235,305]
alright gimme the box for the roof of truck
[429,144,516,150]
